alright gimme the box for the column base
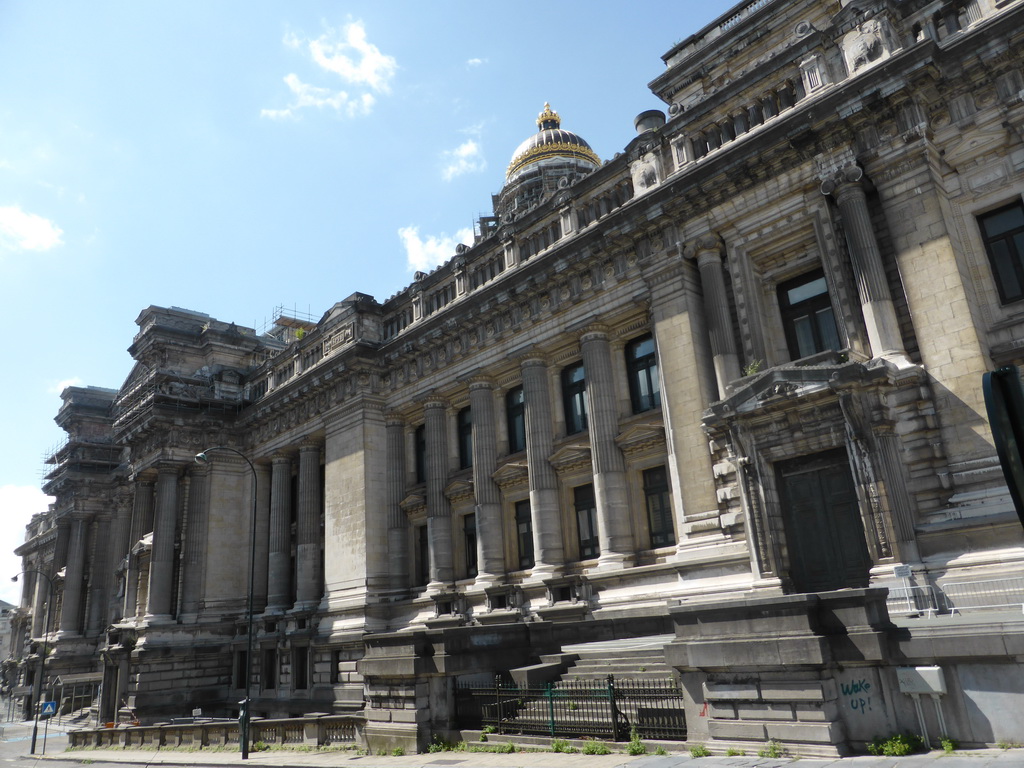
[473,571,505,589]
[142,613,174,625]
[526,562,560,581]
[595,551,631,571]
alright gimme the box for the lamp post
[195,446,258,760]
[12,569,55,755]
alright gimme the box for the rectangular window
[574,484,599,560]
[979,201,1024,304]
[262,648,277,691]
[457,407,473,469]
[643,466,675,548]
[515,500,534,570]
[561,363,588,435]
[414,424,426,484]
[293,646,308,690]
[416,524,430,586]
[626,334,661,413]
[506,386,526,453]
[778,270,841,360]
[463,513,478,578]
[234,651,248,690]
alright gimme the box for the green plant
[498,740,516,753]
[743,358,764,376]
[998,741,1022,749]
[689,743,711,757]
[940,736,958,753]
[626,727,647,756]
[654,746,668,756]
[758,740,784,758]
[479,733,487,742]
[638,665,647,672]
[252,741,270,753]
[391,747,405,756]
[582,739,612,755]
[867,733,924,757]
[481,725,496,734]
[726,748,746,756]
[567,700,578,710]
[551,738,575,753]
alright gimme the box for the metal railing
[454,675,686,742]
[942,577,1024,615]
[885,585,944,618]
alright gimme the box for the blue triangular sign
[41,700,57,716]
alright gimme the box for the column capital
[423,395,448,411]
[385,411,405,427]
[271,453,292,466]
[298,439,321,455]
[819,163,864,196]
[579,324,612,344]
[467,376,496,391]
[683,232,723,261]
[519,354,550,370]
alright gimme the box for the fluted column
[60,513,89,634]
[266,455,293,613]
[581,329,634,567]
[108,496,132,623]
[424,398,453,586]
[821,165,908,361]
[386,415,410,592]
[252,462,272,613]
[521,357,564,576]
[123,479,154,621]
[687,234,741,396]
[31,569,48,637]
[469,379,505,584]
[86,514,112,634]
[295,441,323,609]
[179,468,208,619]
[146,464,181,621]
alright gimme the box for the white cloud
[0,485,54,605]
[441,139,486,181]
[263,21,395,121]
[466,58,486,67]
[0,205,64,252]
[48,377,83,395]
[398,225,474,273]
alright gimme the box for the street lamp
[12,569,55,755]
[195,446,258,760]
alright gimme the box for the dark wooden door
[777,449,871,593]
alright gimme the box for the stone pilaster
[266,454,293,613]
[469,379,505,584]
[124,479,154,621]
[820,165,908,362]
[424,398,453,587]
[31,568,48,637]
[179,468,208,619]
[687,233,741,396]
[295,441,323,610]
[581,328,635,568]
[108,496,132,623]
[253,462,272,613]
[86,513,112,634]
[521,357,564,576]
[60,513,89,634]
[146,464,181,622]
[386,415,410,592]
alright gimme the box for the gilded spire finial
[537,102,561,130]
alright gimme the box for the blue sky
[0,0,741,603]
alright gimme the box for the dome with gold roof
[505,103,601,184]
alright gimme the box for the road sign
[40,700,57,717]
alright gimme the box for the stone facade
[10,0,1024,755]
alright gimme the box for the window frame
[463,512,478,579]
[506,386,526,454]
[573,484,599,560]
[561,362,588,435]
[626,334,661,414]
[514,499,534,570]
[777,269,841,360]
[414,424,426,484]
[642,465,675,548]
[978,200,1024,305]
[457,406,473,470]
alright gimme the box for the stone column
[253,462,272,613]
[179,468,208,619]
[424,398,453,586]
[266,455,293,613]
[295,441,323,610]
[146,463,181,621]
[386,415,410,592]
[687,234,741,397]
[31,570,48,637]
[123,479,154,621]
[60,513,89,634]
[86,513,112,634]
[469,379,505,584]
[108,497,132,623]
[521,357,564,576]
[581,329,635,567]
[820,165,908,362]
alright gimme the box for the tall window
[234,651,248,690]
[561,362,588,435]
[626,334,661,413]
[778,270,840,360]
[979,201,1024,304]
[506,386,526,453]
[414,424,426,483]
[457,407,473,469]
[574,484,599,560]
[643,466,675,548]
[416,524,430,585]
[515,500,534,570]
[293,646,308,690]
[463,513,477,578]
[262,649,277,690]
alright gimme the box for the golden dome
[506,103,600,183]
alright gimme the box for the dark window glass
[506,386,526,453]
[515,500,534,570]
[235,651,248,690]
[458,407,473,470]
[416,524,430,586]
[979,202,1024,304]
[463,513,477,578]
[293,646,308,690]
[262,649,277,690]
[562,362,588,435]
[643,466,675,548]
[626,334,661,413]
[778,270,841,360]
[574,484,599,560]
[414,424,426,484]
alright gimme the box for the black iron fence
[454,675,686,741]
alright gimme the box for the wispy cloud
[0,205,63,252]
[441,139,485,181]
[466,58,486,67]
[0,485,54,604]
[398,225,474,272]
[262,20,396,121]
[48,377,84,395]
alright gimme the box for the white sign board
[896,666,946,695]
